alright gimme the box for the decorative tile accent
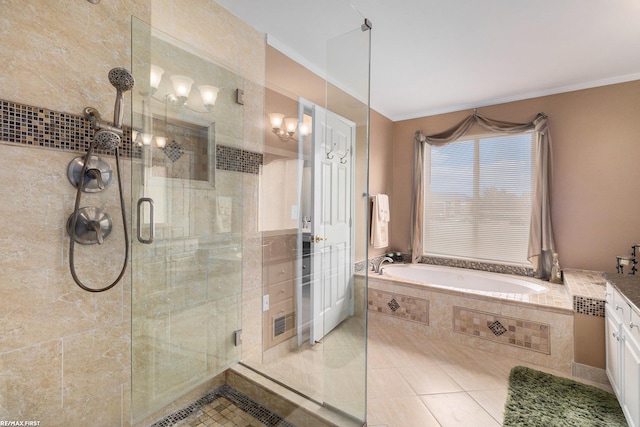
[216,144,263,174]
[161,139,184,163]
[573,296,605,317]
[488,320,507,336]
[150,384,296,427]
[453,306,550,354]
[1,99,266,176]
[0,99,138,158]
[368,289,429,324]
[419,255,534,277]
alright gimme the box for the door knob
[314,235,327,243]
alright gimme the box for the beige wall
[391,80,640,273]
[0,1,264,425]
[265,45,395,261]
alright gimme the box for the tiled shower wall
[0,1,265,425]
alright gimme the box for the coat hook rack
[339,147,350,164]
[326,142,337,159]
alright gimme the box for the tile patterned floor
[152,385,296,427]
[366,319,612,427]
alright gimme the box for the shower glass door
[248,3,370,425]
[321,19,371,420]
[130,18,244,421]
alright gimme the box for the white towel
[371,194,390,248]
[377,194,390,221]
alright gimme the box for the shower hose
[68,142,129,292]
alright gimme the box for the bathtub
[380,263,547,296]
[363,262,574,373]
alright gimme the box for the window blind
[423,132,535,265]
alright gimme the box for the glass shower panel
[321,20,371,422]
[130,17,244,421]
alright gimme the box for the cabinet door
[623,333,640,427]
[606,308,622,397]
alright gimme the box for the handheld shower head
[108,67,135,129]
[94,129,121,150]
[108,67,135,92]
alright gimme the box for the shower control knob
[67,207,112,245]
[67,155,112,192]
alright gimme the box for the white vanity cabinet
[605,281,640,427]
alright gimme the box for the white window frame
[422,130,536,266]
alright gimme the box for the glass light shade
[198,85,219,107]
[170,75,194,98]
[149,65,164,90]
[268,113,284,129]
[155,136,166,148]
[283,118,298,133]
[142,133,153,146]
[299,122,310,136]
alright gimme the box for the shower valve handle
[85,168,104,190]
[88,220,104,245]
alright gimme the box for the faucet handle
[85,168,104,190]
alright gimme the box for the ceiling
[215,0,640,121]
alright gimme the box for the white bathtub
[380,264,546,296]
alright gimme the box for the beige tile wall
[0,1,265,425]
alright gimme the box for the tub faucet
[373,256,394,274]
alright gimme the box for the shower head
[94,129,121,150]
[107,67,135,129]
[108,67,135,92]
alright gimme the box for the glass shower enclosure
[130,3,370,424]
[130,18,245,420]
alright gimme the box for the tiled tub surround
[363,267,575,373]
[563,269,609,383]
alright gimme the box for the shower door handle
[137,197,154,244]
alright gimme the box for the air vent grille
[273,312,295,338]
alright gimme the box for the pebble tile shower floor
[151,385,296,427]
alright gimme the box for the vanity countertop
[604,272,640,311]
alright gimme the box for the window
[422,131,536,265]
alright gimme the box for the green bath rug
[503,366,627,426]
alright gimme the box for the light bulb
[155,136,166,148]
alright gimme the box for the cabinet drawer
[266,261,294,284]
[267,280,294,305]
[611,287,629,321]
[605,282,615,306]
[630,308,640,343]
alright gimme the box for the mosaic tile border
[368,288,429,324]
[0,99,138,158]
[420,255,534,277]
[573,295,605,317]
[453,306,551,354]
[216,144,263,175]
[150,384,296,427]
[0,99,263,175]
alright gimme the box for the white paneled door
[310,104,355,343]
